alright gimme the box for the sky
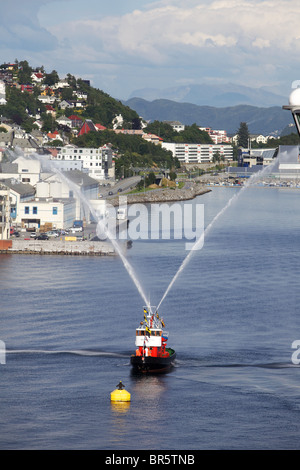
[1,0,300,102]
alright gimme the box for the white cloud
[49,0,300,63]
[2,0,300,98]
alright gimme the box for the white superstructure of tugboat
[130,306,176,373]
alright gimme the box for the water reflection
[109,374,169,448]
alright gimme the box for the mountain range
[123,83,295,136]
[128,83,288,108]
[124,98,294,136]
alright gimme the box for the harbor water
[1,186,300,450]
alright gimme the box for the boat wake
[174,357,299,370]
[6,349,129,358]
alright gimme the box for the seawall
[0,239,117,256]
[110,184,211,206]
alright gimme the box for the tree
[44,70,59,86]
[18,60,32,84]
[237,122,249,148]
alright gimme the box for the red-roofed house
[95,124,107,131]
[68,115,83,128]
[47,130,63,142]
[31,72,44,83]
[78,119,98,136]
[20,84,34,93]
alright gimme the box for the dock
[0,239,117,256]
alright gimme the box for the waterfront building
[162,142,233,163]
[17,197,76,231]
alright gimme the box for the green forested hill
[0,61,140,132]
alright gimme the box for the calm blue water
[1,186,300,450]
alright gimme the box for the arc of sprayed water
[24,153,151,310]
[156,158,280,311]
[55,168,151,310]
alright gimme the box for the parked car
[12,231,20,237]
[108,191,113,196]
[35,234,49,240]
[46,231,59,237]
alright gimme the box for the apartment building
[199,127,231,144]
[53,145,114,180]
[162,142,233,163]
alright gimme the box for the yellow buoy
[110,381,131,402]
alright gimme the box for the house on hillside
[31,72,44,83]
[56,116,72,128]
[68,115,83,128]
[164,121,185,132]
[59,100,74,110]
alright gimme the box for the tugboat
[130,306,176,373]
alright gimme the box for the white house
[37,95,56,105]
[164,121,185,132]
[56,116,72,128]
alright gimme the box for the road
[99,176,141,199]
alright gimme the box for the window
[33,207,38,215]
[25,206,29,214]
[52,207,58,215]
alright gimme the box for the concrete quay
[110,184,211,206]
[2,238,117,256]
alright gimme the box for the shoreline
[1,185,211,256]
[110,184,211,206]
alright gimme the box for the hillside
[124,98,294,135]
[0,60,140,133]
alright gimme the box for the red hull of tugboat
[131,348,176,373]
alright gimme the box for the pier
[0,238,117,256]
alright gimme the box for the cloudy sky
[1,0,299,101]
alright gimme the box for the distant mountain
[123,98,294,135]
[128,83,287,108]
